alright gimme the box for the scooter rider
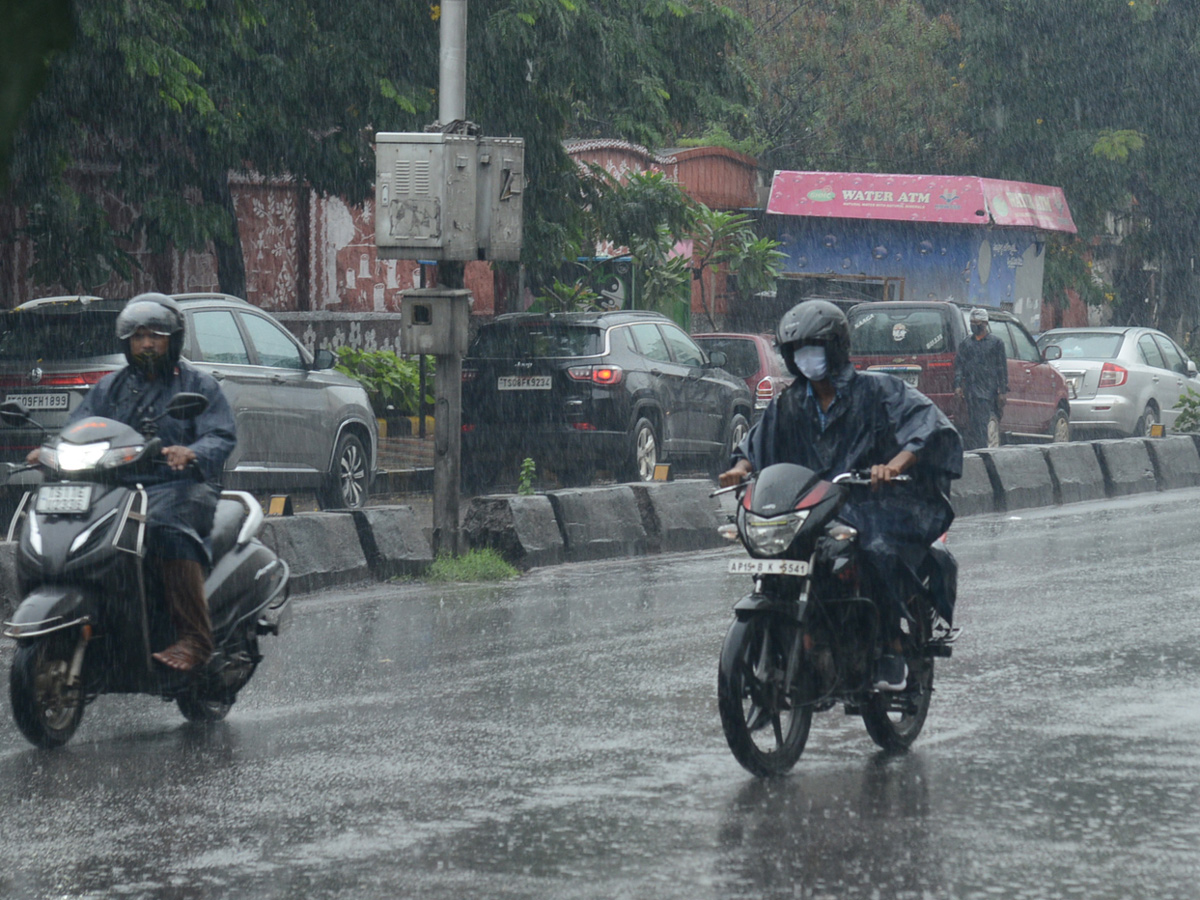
[27,293,236,672]
[719,300,963,691]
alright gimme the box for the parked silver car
[1036,326,1200,437]
[0,293,377,508]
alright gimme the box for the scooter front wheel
[10,637,85,748]
[717,614,812,777]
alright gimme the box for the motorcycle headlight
[743,510,809,557]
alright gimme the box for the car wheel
[710,413,750,479]
[624,417,659,483]
[1048,408,1071,442]
[317,432,369,509]
[986,413,1002,448]
[1136,404,1158,437]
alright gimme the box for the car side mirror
[707,350,728,368]
[1041,345,1062,361]
[1188,360,1198,377]
[313,348,335,370]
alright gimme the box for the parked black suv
[461,311,753,489]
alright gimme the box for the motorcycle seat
[209,498,248,563]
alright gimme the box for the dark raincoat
[69,360,237,564]
[732,362,963,631]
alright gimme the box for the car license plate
[498,376,552,390]
[727,559,810,576]
[35,484,92,514]
[6,392,69,411]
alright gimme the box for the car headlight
[742,510,809,557]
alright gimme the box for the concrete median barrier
[350,507,433,578]
[1040,442,1107,505]
[259,512,370,595]
[950,453,997,517]
[463,494,565,570]
[1143,436,1200,491]
[973,447,1056,512]
[1092,439,1157,497]
[546,485,649,562]
[630,479,736,553]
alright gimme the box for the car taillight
[755,377,774,403]
[567,365,624,385]
[0,371,108,388]
[1099,362,1128,387]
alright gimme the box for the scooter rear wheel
[718,614,812,777]
[10,637,85,749]
[176,691,233,723]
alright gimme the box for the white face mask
[793,345,828,381]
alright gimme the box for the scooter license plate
[727,559,809,577]
[35,484,92,514]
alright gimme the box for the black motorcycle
[714,464,959,777]
[0,393,290,748]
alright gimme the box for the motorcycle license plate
[727,559,809,577]
[35,484,92,514]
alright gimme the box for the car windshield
[0,310,119,362]
[849,308,949,355]
[698,338,761,379]
[470,322,604,358]
[1038,332,1124,360]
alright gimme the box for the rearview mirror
[0,400,31,427]
[707,350,728,368]
[165,392,210,420]
[313,348,335,370]
[1041,345,1062,361]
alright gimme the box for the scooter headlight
[53,441,111,472]
[742,510,809,557]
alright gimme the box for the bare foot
[152,642,208,672]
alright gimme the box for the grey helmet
[116,293,186,367]
[776,300,851,377]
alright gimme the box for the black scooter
[0,393,290,748]
[714,464,959,777]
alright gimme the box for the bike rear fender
[733,591,806,621]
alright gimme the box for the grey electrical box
[400,288,472,356]
[476,137,524,261]
[375,132,523,262]
[375,133,479,261]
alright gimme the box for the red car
[693,332,793,421]
[847,301,1071,446]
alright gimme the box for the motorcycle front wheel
[718,614,812,777]
[10,637,85,748]
[861,595,935,753]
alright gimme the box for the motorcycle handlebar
[710,469,911,497]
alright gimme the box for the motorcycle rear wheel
[861,596,935,753]
[718,614,812,777]
[10,637,85,749]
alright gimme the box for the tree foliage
[5,0,749,298]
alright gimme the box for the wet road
[4,490,1200,899]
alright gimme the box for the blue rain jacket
[69,360,237,562]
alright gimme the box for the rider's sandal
[152,641,209,672]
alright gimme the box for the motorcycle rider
[719,300,963,691]
[27,293,236,672]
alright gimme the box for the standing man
[954,308,1008,450]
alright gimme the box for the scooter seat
[209,498,248,563]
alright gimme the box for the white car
[1036,326,1200,437]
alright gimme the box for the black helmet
[116,293,186,367]
[776,300,851,377]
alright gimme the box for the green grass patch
[424,548,520,583]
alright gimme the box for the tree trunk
[210,173,246,299]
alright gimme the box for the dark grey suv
[0,294,376,508]
[461,310,753,489]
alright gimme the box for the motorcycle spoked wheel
[718,613,813,777]
[860,594,935,753]
[10,636,86,749]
